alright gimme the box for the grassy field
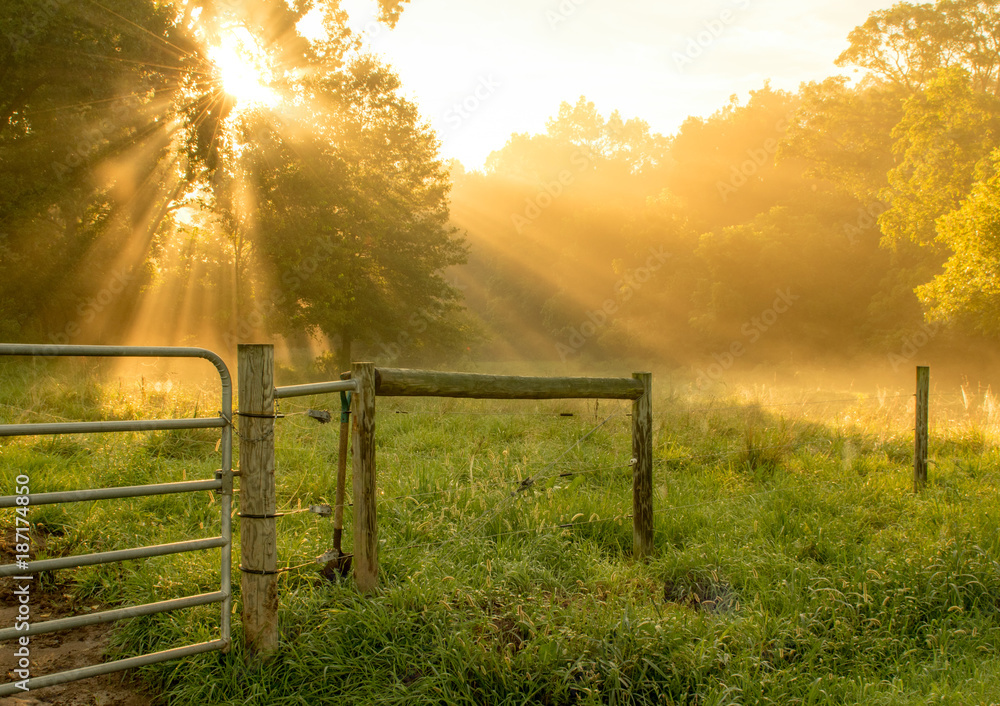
[2,360,1000,704]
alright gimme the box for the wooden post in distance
[915,365,930,492]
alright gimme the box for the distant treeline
[449,0,1000,367]
[3,1,1000,372]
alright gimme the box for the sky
[331,0,896,169]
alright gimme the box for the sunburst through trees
[0,0,460,366]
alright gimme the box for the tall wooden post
[333,385,351,557]
[352,362,378,592]
[915,365,930,493]
[238,344,278,654]
[632,372,653,559]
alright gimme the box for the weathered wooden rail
[374,367,646,400]
[238,344,653,654]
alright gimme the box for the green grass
[2,361,1000,704]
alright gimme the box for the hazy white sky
[335,0,895,168]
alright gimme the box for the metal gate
[0,345,233,696]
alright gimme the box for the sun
[207,27,277,110]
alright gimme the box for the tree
[241,53,467,370]
[917,150,1000,334]
[0,0,195,341]
[167,1,468,366]
[457,98,676,360]
[665,85,811,232]
[783,77,904,205]
[823,1,1000,343]
[543,96,670,174]
[1,0,473,365]
[838,0,1000,94]
[879,67,1000,251]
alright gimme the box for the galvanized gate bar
[0,536,228,578]
[0,591,226,641]
[0,344,234,694]
[274,379,357,399]
[0,639,227,697]
[0,344,226,360]
[0,417,225,437]
[0,478,223,508]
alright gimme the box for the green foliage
[917,150,1000,335]
[821,1,1000,339]
[880,67,1000,251]
[666,85,805,230]
[244,54,467,366]
[783,76,903,204]
[0,0,467,363]
[0,0,184,342]
[457,83,912,362]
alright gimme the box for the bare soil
[0,531,156,706]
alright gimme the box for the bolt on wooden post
[632,372,653,559]
[352,362,378,592]
[237,344,279,654]
[914,365,930,493]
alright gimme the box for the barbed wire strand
[677,393,915,415]
[378,463,632,506]
[273,456,998,573]
[465,409,629,534]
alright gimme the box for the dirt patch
[0,533,156,706]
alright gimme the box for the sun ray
[207,26,278,111]
[85,0,194,61]
[45,46,211,76]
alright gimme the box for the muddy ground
[0,531,156,706]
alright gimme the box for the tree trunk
[336,331,353,376]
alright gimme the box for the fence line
[247,352,654,618]
[0,345,234,697]
[277,398,585,418]
[6,344,997,685]
[265,364,995,592]
[266,366,997,566]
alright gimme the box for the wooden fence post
[352,362,378,592]
[915,365,930,493]
[632,372,653,559]
[238,344,278,654]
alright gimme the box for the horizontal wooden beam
[374,368,645,400]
